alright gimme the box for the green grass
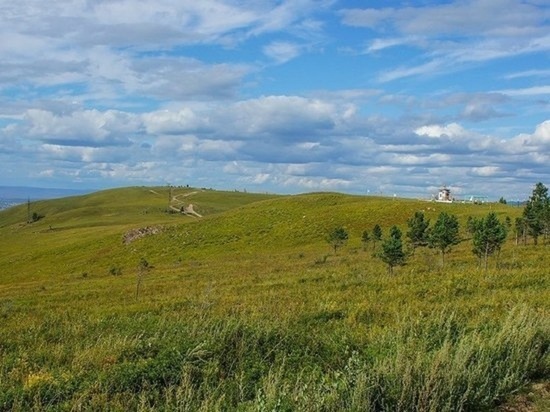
[0,187,547,411]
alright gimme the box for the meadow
[0,186,548,411]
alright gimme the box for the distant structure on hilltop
[434,186,453,203]
[430,186,489,204]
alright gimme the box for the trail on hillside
[170,191,202,217]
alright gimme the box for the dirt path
[170,191,202,217]
[172,191,199,202]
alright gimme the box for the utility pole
[27,198,31,223]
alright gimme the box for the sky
[0,0,549,200]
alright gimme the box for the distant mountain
[0,199,26,210]
[0,186,92,200]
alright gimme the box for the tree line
[327,182,549,275]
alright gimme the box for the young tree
[378,226,406,275]
[361,230,370,251]
[406,211,430,253]
[327,226,349,253]
[372,224,383,252]
[428,211,460,266]
[523,182,550,244]
[472,212,508,271]
[514,217,527,245]
[466,216,481,237]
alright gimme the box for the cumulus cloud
[0,1,548,198]
[143,108,208,135]
[228,96,337,139]
[22,109,137,147]
[461,103,503,122]
[414,123,467,139]
[4,85,548,198]
[517,120,550,146]
[470,166,501,177]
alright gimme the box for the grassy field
[0,186,548,411]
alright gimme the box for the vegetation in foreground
[0,186,548,411]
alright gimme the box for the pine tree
[327,226,349,253]
[372,224,382,252]
[466,216,482,236]
[523,182,550,244]
[514,217,527,245]
[428,211,460,266]
[472,212,508,271]
[378,226,406,275]
[406,211,430,253]
[361,230,370,251]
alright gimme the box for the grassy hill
[0,187,548,411]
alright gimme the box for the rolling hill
[0,186,547,411]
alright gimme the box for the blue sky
[0,0,548,200]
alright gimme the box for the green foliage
[515,217,528,245]
[138,257,150,271]
[372,224,383,252]
[499,197,507,204]
[428,212,460,265]
[31,211,44,222]
[378,226,406,275]
[406,211,430,251]
[361,230,370,250]
[523,182,550,244]
[109,265,122,276]
[466,216,481,236]
[327,226,349,253]
[472,212,508,270]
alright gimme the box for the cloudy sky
[1,0,549,200]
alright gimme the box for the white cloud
[143,108,206,135]
[228,96,338,140]
[498,86,550,97]
[504,69,550,79]
[518,120,550,146]
[342,2,550,82]
[461,102,503,122]
[0,0,326,106]
[377,60,443,83]
[23,109,138,147]
[470,166,501,177]
[252,173,270,184]
[414,123,467,139]
[263,41,302,64]
[341,1,546,37]
[0,1,548,199]
[366,37,417,53]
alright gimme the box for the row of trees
[329,209,507,275]
[327,182,548,274]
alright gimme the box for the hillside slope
[0,188,517,284]
[0,187,547,411]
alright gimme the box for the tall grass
[1,306,546,411]
[0,188,547,410]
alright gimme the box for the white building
[436,187,452,203]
